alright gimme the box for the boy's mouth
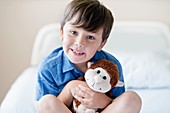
[71,49,85,56]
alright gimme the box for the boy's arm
[73,84,113,109]
[57,80,112,109]
[57,80,86,107]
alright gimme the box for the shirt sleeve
[111,58,125,97]
[104,51,125,98]
[35,65,59,101]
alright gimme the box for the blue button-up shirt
[35,47,125,101]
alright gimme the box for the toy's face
[84,67,111,93]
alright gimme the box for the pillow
[113,49,170,89]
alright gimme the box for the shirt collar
[90,50,105,62]
[62,52,79,73]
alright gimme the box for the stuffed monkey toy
[72,59,124,113]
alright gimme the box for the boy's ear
[59,24,64,41]
[98,39,107,51]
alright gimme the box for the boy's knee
[124,91,142,105]
[122,91,142,112]
[37,94,58,112]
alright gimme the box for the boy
[35,0,142,113]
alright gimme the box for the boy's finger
[74,95,89,106]
[75,86,90,98]
[78,85,93,96]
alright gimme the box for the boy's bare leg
[102,91,142,113]
[37,80,86,113]
[37,94,72,113]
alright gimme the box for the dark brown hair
[60,0,114,42]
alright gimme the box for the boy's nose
[75,37,85,48]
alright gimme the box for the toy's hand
[73,85,112,109]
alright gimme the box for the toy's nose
[94,75,102,83]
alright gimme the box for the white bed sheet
[0,67,38,113]
[1,66,170,113]
[133,89,170,113]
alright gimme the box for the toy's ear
[115,80,124,87]
[87,62,94,68]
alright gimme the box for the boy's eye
[70,31,78,35]
[87,36,95,40]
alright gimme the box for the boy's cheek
[97,41,107,51]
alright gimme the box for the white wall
[0,0,170,103]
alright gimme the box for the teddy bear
[72,59,124,113]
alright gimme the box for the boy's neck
[75,62,88,73]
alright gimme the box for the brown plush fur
[90,59,119,88]
[72,59,119,113]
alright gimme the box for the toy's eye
[103,76,107,80]
[97,70,100,74]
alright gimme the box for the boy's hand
[73,84,112,109]
[57,80,86,107]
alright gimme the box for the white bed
[1,21,170,113]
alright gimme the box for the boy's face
[60,19,107,65]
